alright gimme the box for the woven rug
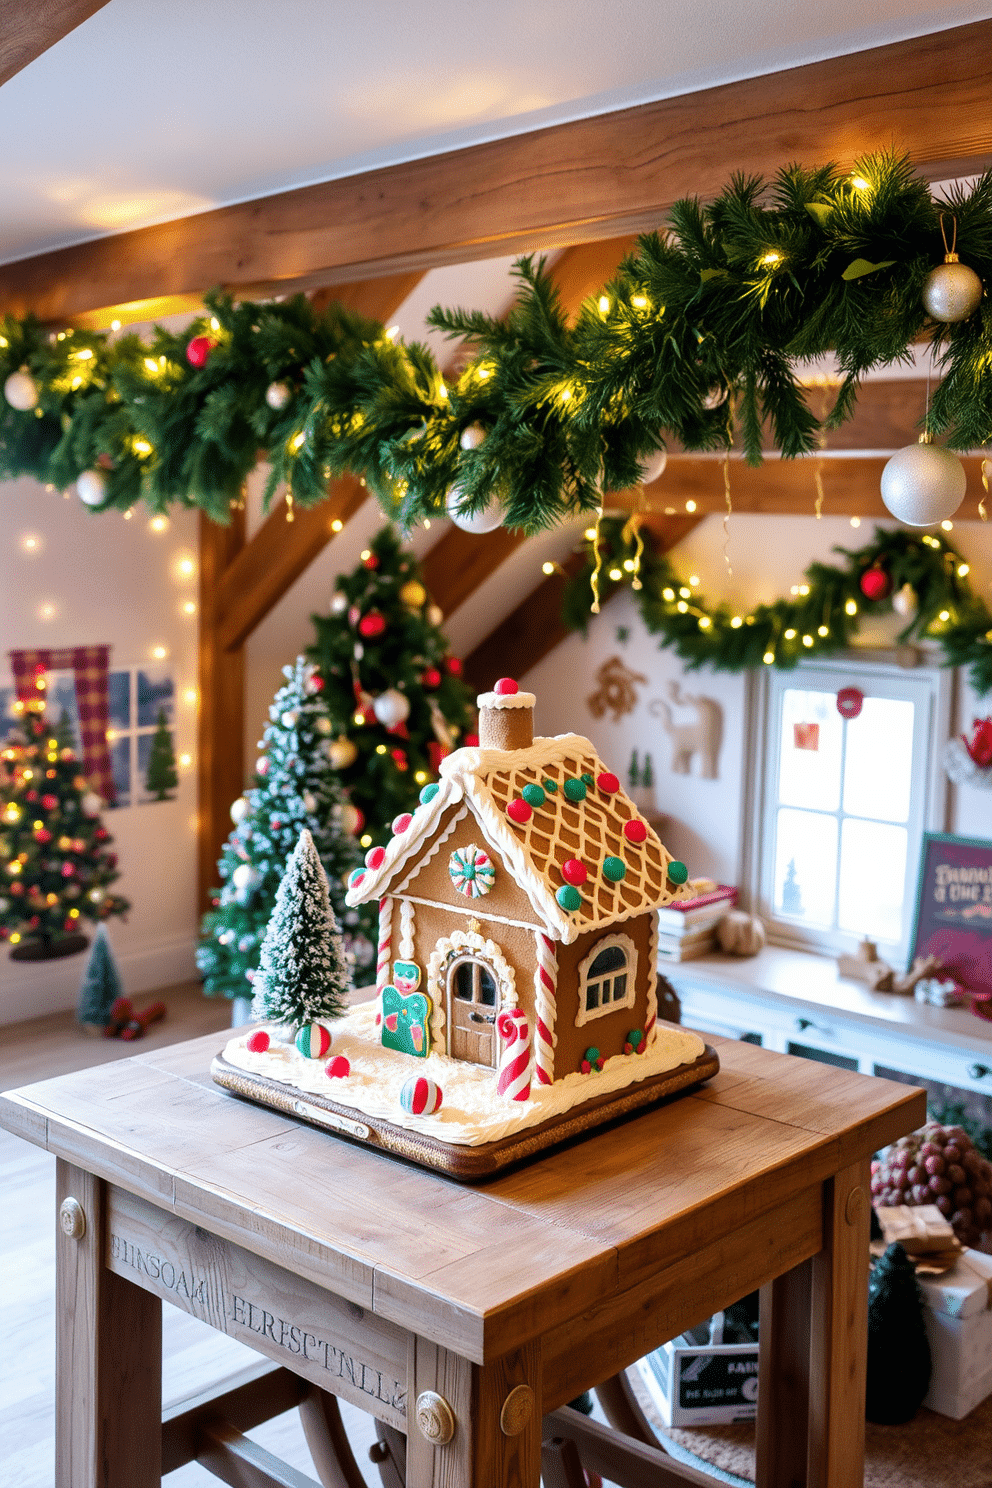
[627,1368,992,1488]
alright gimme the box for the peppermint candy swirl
[448,844,496,898]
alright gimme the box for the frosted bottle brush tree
[197,658,371,1000]
[252,829,351,1030]
[307,525,477,849]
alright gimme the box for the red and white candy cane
[496,1008,532,1101]
[376,898,392,992]
[532,931,558,1085]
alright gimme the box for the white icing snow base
[221,1001,707,1147]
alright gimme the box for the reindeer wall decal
[650,681,723,779]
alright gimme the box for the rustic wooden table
[0,1029,924,1488]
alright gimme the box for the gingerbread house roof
[344,730,689,944]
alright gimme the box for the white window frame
[742,651,952,966]
[576,933,638,1026]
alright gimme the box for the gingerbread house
[344,680,691,1087]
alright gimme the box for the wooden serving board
[210,1045,720,1180]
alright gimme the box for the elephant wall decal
[650,681,723,779]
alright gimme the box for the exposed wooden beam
[616,453,990,520]
[3,23,990,323]
[464,515,703,689]
[0,0,109,89]
[198,508,246,912]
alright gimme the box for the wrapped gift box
[917,1249,992,1419]
[636,1313,759,1427]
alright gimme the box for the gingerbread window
[576,933,637,1026]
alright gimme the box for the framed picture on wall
[908,831,992,995]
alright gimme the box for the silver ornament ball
[330,591,348,615]
[265,380,292,410]
[4,368,39,412]
[373,688,411,728]
[639,448,668,485]
[880,442,966,527]
[445,483,503,534]
[459,422,486,451]
[702,385,729,411]
[229,795,249,825]
[76,469,107,507]
[892,582,918,619]
[922,260,984,324]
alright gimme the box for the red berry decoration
[186,335,212,368]
[359,612,387,638]
[246,1029,270,1054]
[494,677,519,695]
[561,858,588,886]
[506,797,532,825]
[859,564,892,602]
[871,1122,992,1247]
[421,667,442,689]
[446,656,463,677]
[623,819,648,844]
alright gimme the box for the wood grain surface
[0,0,109,89]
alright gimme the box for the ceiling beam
[464,515,704,690]
[2,22,990,324]
[0,0,110,89]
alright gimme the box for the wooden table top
[0,1030,924,1365]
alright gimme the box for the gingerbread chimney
[477,678,535,751]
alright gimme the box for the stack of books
[657,883,737,961]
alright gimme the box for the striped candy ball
[399,1075,443,1116]
[295,1022,332,1059]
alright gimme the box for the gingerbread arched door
[446,956,499,1066]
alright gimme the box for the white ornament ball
[328,737,358,769]
[427,603,444,627]
[76,469,107,507]
[445,483,503,534]
[372,688,411,728]
[265,380,292,410]
[4,368,38,411]
[229,796,249,825]
[281,710,298,729]
[880,443,966,527]
[703,385,729,411]
[81,791,103,818]
[639,448,668,485]
[330,591,348,616]
[922,261,984,324]
[892,582,918,619]
[459,422,486,451]
[231,863,257,891]
[336,802,362,836]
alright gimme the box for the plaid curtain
[10,646,115,805]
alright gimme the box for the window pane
[773,808,838,928]
[137,670,174,728]
[842,697,914,824]
[590,945,626,976]
[478,968,497,1005]
[837,817,908,944]
[586,983,600,1010]
[612,974,627,1002]
[109,736,130,807]
[453,963,473,1000]
[108,670,130,729]
[778,690,842,811]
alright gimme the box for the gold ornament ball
[426,603,443,627]
[400,580,427,608]
[328,737,358,769]
[922,260,983,323]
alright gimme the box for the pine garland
[561,518,992,693]
[1,152,990,533]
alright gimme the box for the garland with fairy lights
[561,518,992,693]
[0,151,990,533]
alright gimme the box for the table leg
[807,1159,871,1488]
[55,1162,162,1488]
[405,1338,541,1487]
[756,1259,812,1488]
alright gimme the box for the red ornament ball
[463,732,479,747]
[421,667,442,689]
[391,748,408,769]
[358,612,387,638]
[186,335,212,368]
[596,772,620,794]
[362,553,379,570]
[61,863,75,877]
[41,794,58,810]
[507,797,532,825]
[25,789,38,802]
[446,656,463,677]
[859,565,892,602]
[94,827,108,841]
[561,858,588,886]
[10,883,23,896]
[34,827,52,843]
[325,1055,351,1078]
[623,819,648,844]
[246,1029,270,1054]
[494,677,518,695]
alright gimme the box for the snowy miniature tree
[76,923,124,1031]
[251,829,350,1030]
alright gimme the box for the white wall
[0,477,200,1023]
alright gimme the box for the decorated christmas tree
[77,922,125,1031]
[252,829,350,1030]
[197,658,370,1001]
[307,526,477,849]
[145,707,178,800]
[0,670,128,957]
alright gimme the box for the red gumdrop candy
[365,845,386,869]
[596,772,620,793]
[246,1029,270,1053]
[494,677,519,695]
[325,1055,351,1078]
[506,798,532,824]
[623,819,648,844]
[561,858,587,885]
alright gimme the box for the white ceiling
[1,0,987,266]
